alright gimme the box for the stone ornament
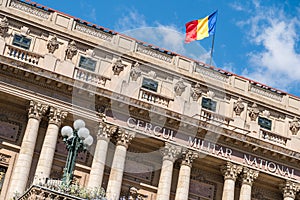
[65,40,77,60]
[28,100,49,121]
[112,58,126,75]
[130,62,141,81]
[248,103,260,121]
[262,110,270,118]
[240,167,259,186]
[0,153,10,164]
[181,149,198,167]
[115,128,134,148]
[47,35,59,54]
[174,79,187,96]
[160,142,182,162]
[290,117,300,135]
[220,162,243,181]
[48,107,68,127]
[191,83,202,101]
[233,97,244,116]
[207,91,215,98]
[280,180,300,199]
[20,26,30,35]
[0,17,9,37]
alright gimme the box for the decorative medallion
[112,58,126,75]
[290,117,300,135]
[233,97,244,116]
[47,35,59,54]
[191,83,202,101]
[174,79,187,96]
[65,41,77,60]
[130,62,141,81]
[248,103,260,121]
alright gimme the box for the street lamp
[61,119,93,185]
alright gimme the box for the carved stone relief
[191,83,202,101]
[233,97,244,116]
[130,62,141,81]
[290,117,300,135]
[112,58,126,75]
[65,41,77,60]
[249,103,260,121]
[0,17,9,37]
[47,35,59,54]
[174,79,186,96]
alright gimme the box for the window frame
[201,97,217,112]
[78,55,97,72]
[141,77,159,92]
[12,34,31,50]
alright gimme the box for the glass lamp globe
[84,135,93,146]
[73,119,85,130]
[61,126,73,137]
[78,127,90,139]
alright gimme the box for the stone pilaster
[34,107,68,183]
[220,162,243,200]
[156,143,182,200]
[7,101,48,199]
[281,180,300,200]
[239,167,259,200]
[175,150,198,200]
[106,129,134,200]
[87,122,116,189]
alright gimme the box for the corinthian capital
[181,149,198,167]
[241,167,259,186]
[220,162,242,181]
[28,100,48,121]
[160,142,182,163]
[115,128,134,148]
[97,122,116,141]
[280,180,300,199]
[48,107,68,127]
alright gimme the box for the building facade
[0,0,300,199]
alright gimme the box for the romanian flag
[185,11,218,43]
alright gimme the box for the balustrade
[260,129,289,145]
[74,67,108,86]
[139,88,172,107]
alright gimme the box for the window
[258,117,272,130]
[12,34,31,49]
[201,97,217,112]
[78,56,97,72]
[142,78,158,92]
[0,166,7,193]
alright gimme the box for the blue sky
[36,0,300,96]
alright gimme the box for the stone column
[87,122,116,189]
[34,107,68,183]
[281,180,300,200]
[156,143,182,200]
[106,129,134,200]
[175,150,198,200]
[220,162,242,200]
[239,167,259,200]
[7,101,48,199]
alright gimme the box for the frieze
[10,0,51,19]
[136,44,173,63]
[0,153,10,165]
[250,84,283,102]
[195,65,229,83]
[75,23,113,42]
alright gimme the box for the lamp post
[61,119,93,186]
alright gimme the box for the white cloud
[236,1,300,92]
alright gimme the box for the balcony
[139,88,172,107]
[260,129,289,145]
[4,44,43,66]
[200,109,232,125]
[74,67,109,87]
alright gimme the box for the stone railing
[200,109,232,125]
[194,64,230,83]
[260,129,289,145]
[139,88,172,107]
[73,67,109,87]
[4,44,43,66]
[136,44,174,63]
[250,84,283,102]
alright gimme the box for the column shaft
[239,184,252,200]
[106,144,127,200]
[222,179,235,200]
[174,164,191,200]
[156,159,174,200]
[8,118,41,198]
[88,138,109,188]
[238,167,259,200]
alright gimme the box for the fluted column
[88,121,116,188]
[281,180,300,200]
[7,101,48,199]
[34,107,68,183]
[239,167,259,200]
[220,162,242,200]
[175,150,198,200]
[106,129,134,200]
[156,142,182,200]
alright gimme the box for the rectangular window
[201,97,217,112]
[12,34,31,50]
[258,117,272,130]
[142,78,158,92]
[78,56,97,72]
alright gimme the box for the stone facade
[0,1,300,200]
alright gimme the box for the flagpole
[209,26,216,66]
